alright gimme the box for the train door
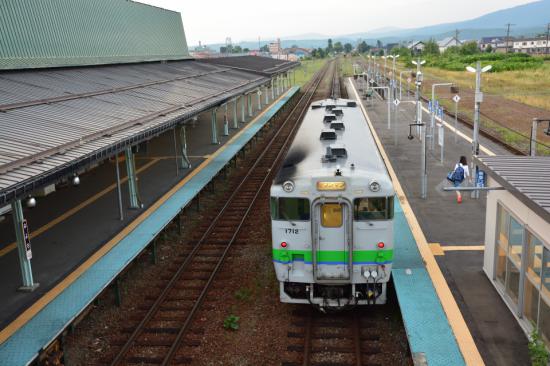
[313,200,352,281]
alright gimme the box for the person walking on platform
[447,156,470,204]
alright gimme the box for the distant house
[284,47,312,61]
[479,36,508,53]
[437,36,463,53]
[512,37,550,54]
[407,41,425,55]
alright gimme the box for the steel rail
[110,59,332,366]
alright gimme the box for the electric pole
[505,23,515,53]
[546,23,550,55]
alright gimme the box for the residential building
[512,37,550,54]
[479,36,508,53]
[407,41,425,55]
[437,36,463,53]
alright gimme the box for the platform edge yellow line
[0,88,296,345]
[349,78,484,366]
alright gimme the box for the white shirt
[454,163,470,179]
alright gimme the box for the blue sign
[476,170,486,188]
[435,100,440,110]
[438,107,444,118]
[428,100,432,112]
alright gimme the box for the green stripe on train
[273,249,393,263]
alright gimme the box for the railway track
[355,57,526,155]
[284,308,383,366]
[108,60,335,366]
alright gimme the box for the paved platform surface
[352,79,530,366]
[0,87,299,365]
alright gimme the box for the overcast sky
[139,0,536,45]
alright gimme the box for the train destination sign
[317,181,346,191]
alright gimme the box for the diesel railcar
[270,98,395,309]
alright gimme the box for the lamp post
[530,118,550,156]
[388,54,400,100]
[466,61,492,198]
[412,58,427,198]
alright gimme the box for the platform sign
[22,219,32,260]
[428,100,432,112]
[452,94,461,103]
[393,99,400,107]
[369,79,375,84]
[476,170,486,188]
[435,100,439,110]
[438,123,444,146]
[438,107,444,119]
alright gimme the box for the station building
[477,156,550,346]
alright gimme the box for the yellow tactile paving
[350,79,485,366]
[0,89,294,345]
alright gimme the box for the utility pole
[546,23,550,55]
[466,61,492,198]
[505,23,515,53]
[455,29,460,44]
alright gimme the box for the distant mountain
[193,0,550,50]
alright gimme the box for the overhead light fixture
[466,66,476,73]
[72,175,80,186]
[26,197,36,208]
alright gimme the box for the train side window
[354,197,394,220]
[272,197,310,221]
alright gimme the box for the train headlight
[369,180,380,192]
[282,180,295,193]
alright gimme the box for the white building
[269,38,282,55]
[407,41,425,55]
[477,156,550,347]
[512,37,550,54]
[437,36,463,53]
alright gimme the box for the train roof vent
[330,121,345,130]
[325,104,336,111]
[311,101,323,109]
[320,128,337,140]
[332,108,343,116]
[323,114,337,122]
[347,101,357,107]
[321,144,347,163]
[330,144,348,158]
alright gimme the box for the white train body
[270,98,395,308]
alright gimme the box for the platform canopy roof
[0,57,298,205]
[476,155,550,223]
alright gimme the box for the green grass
[418,53,544,73]
[293,59,327,87]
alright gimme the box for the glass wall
[495,203,550,346]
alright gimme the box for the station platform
[348,78,530,366]
[0,86,299,365]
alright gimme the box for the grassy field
[293,59,327,87]
[340,55,355,77]
[422,61,550,111]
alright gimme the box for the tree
[443,45,460,55]
[460,41,480,55]
[243,47,250,53]
[327,38,333,53]
[423,39,440,55]
[317,47,326,58]
[485,44,493,53]
[232,45,242,53]
[311,48,318,58]
[376,40,383,49]
[259,44,269,52]
[344,43,353,53]
[357,41,369,53]
[333,41,344,53]
[391,45,411,58]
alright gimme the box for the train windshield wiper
[281,211,297,226]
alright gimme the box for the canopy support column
[223,104,229,136]
[12,199,39,292]
[179,125,191,169]
[211,107,219,144]
[125,147,140,209]
[232,98,238,128]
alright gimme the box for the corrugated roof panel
[0,0,190,70]
[476,155,550,224]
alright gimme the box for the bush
[417,52,543,72]
[223,314,240,331]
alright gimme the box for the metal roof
[0,59,280,205]
[199,56,299,76]
[476,155,550,223]
[0,0,190,70]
